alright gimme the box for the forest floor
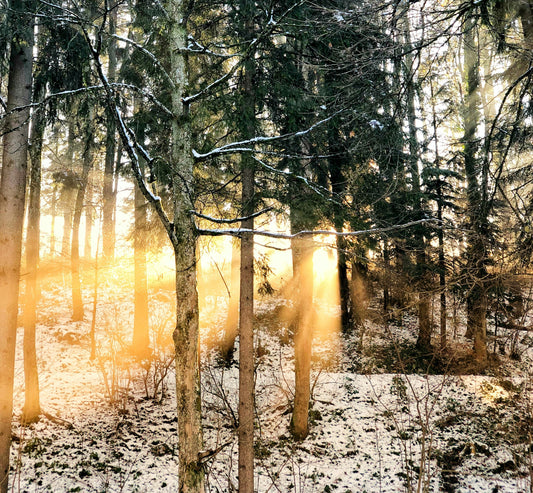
[8,262,533,492]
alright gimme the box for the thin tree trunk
[221,237,240,362]
[61,119,76,259]
[429,78,447,350]
[133,169,149,357]
[50,185,57,256]
[383,239,391,313]
[22,80,46,424]
[0,7,34,489]
[71,112,94,321]
[102,2,118,261]
[84,177,93,260]
[328,137,351,330]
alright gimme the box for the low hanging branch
[79,14,176,246]
[196,218,442,239]
[192,109,346,160]
[191,207,274,224]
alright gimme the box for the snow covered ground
[8,278,533,492]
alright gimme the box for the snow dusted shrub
[373,374,446,493]
[94,304,135,412]
[140,305,175,402]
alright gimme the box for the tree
[236,2,256,488]
[462,12,488,363]
[85,0,206,489]
[71,104,94,321]
[22,53,47,424]
[102,0,119,261]
[0,2,34,490]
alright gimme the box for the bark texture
[237,7,256,490]
[463,17,488,363]
[167,1,205,491]
[0,7,34,490]
[133,174,149,356]
[22,80,46,424]
[102,2,118,261]
[71,112,94,322]
[290,237,313,440]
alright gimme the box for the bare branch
[112,34,176,90]
[184,0,306,104]
[192,109,346,160]
[191,207,274,224]
[197,218,441,239]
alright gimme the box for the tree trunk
[0,7,34,490]
[401,3,432,352]
[61,119,76,260]
[71,113,94,322]
[133,170,150,357]
[290,236,313,440]
[49,184,57,256]
[463,16,487,363]
[167,1,205,491]
[22,80,46,424]
[102,2,118,261]
[351,258,369,326]
[84,177,93,260]
[235,4,256,491]
[220,237,240,363]
[238,158,255,493]
[328,134,351,331]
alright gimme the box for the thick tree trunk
[167,1,205,491]
[0,8,34,490]
[102,3,118,261]
[22,81,46,424]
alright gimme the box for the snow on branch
[0,83,171,121]
[80,15,175,244]
[182,35,238,59]
[191,207,273,224]
[192,109,346,160]
[112,34,176,90]
[197,218,441,239]
[252,157,344,207]
[184,0,306,104]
